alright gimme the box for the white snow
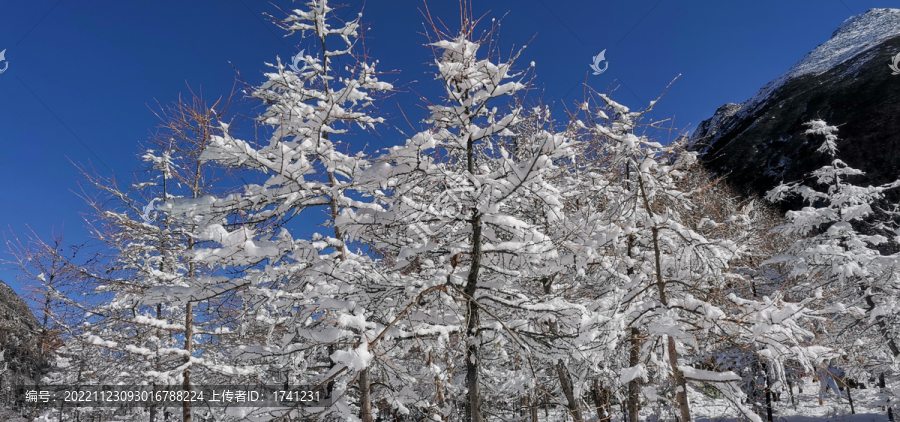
[679,365,742,382]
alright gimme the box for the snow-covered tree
[34,91,256,422]
[572,91,829,422]
[766,119,900,385]
[160,1,393,420]
[337,14,611,420]
[18,3,900,421]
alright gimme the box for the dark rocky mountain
[0,279,44,385]
[691,8,900,201]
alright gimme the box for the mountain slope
[0,280,44,384]
[691,8,900,198]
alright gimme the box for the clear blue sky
[1,0,897,295]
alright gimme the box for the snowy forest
[2,1,899,421]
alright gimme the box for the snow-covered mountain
[692,8,900,199]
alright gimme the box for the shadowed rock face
[692,9,900,203]
[0,280,43,383]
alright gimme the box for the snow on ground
[566,376,899,422]
[687,375,896,422]
[0,406,29,422]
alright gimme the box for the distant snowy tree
[574,92,826,422]
[767,119,900,384]
[37,91,254,422]
[5,231,93,394]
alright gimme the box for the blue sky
[1,0,898,294]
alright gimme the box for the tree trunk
[149,386,157,422]
[764,363,773,422]
[462,122,484,422]
[360,368,375,422]
[435,373,445,407]
[654,227,691,422]
[625,228,642,422]
[787,380,796,407]
[182,301,193,422]
[846,381,855,414]
[666,335,691,422]
[592,379,611,422]
[628,327,641,422]
[651,233,691,422]
[465,215,484,422]
[150,303,162,422]
[556,360,583,422]
[327,162,376,422]
[635,158,692,422]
